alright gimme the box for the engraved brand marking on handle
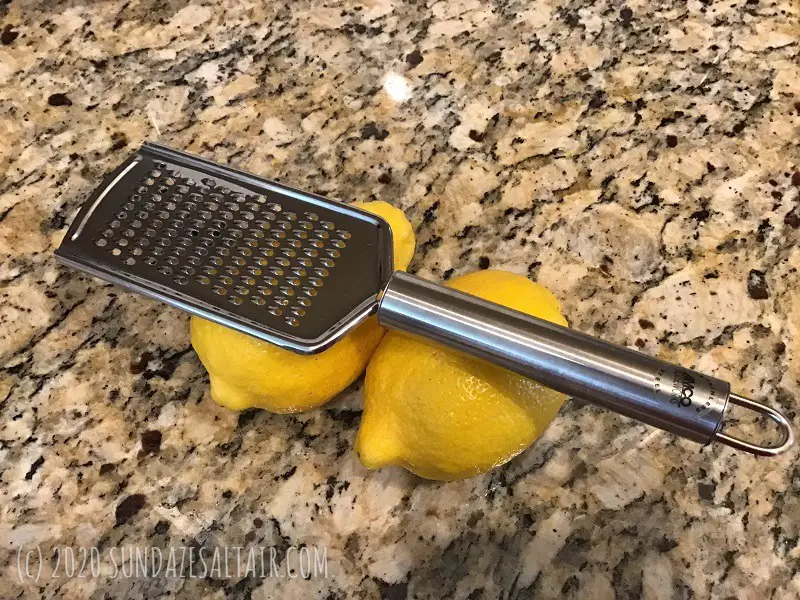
[71,159,141,241]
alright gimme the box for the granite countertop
[2,0,800,598]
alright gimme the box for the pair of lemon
[191,202,568,480]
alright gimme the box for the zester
[55,143,794,457]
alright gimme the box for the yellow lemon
[191,201,415,413]
[356,270,569,480]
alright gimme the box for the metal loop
[715,393,794,456]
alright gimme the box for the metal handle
[377,272,793,456]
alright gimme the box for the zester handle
[377,272,793,456]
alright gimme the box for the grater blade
[55,143,395,354]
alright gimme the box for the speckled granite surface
[2,0,800,598]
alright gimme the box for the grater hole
[109,165,349,328]
[125,257,135,266]
[96,239,107,247]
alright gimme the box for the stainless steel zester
[55,143,794,456]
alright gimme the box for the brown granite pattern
[1,0,800,598]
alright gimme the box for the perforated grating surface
[56,144,393,352]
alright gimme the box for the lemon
[190,201,415,413]
[356,270,569,480]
